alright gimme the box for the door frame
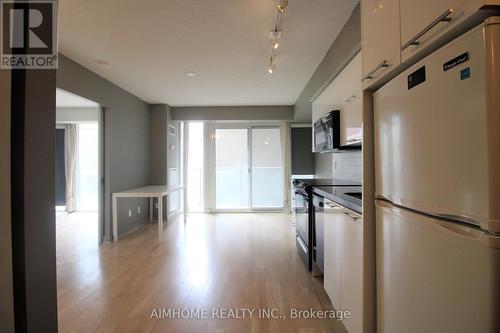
[98,107,105,244]
[208,122,285,213]
[54,93,105,245]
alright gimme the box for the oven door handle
[295,191,308,198]
[297,236,308,253]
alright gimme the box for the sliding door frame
[207,122,284,213]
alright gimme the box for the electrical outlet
[137,206,141,214]
[128,209,132,217]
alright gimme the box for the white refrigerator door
[376,200,500,333]
[374,20,500,233]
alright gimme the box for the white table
[112,185,185,242]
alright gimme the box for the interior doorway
[55,89,103,246]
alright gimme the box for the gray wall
[294,4,361,122]
[291,127,315,175]
[55,129,66,206]
[10,68,58,332]
[149,104,171,219]
[171,105,293,121]
[0,65,14,333]
[149,104,168,184]
[57,55,151,240]
[298,4,361,180]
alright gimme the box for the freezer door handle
[376,200,500,248]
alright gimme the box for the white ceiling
[59,0,358,106]
[56,89,99,107]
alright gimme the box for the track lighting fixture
[267,60,276,74]
[266,1,288,73]
[277,0,288,14]
[269,29,282,49]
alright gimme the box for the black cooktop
[293,178,361,187]
[313,185,362,214]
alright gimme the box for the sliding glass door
[251,128,283,209]
[214,125,283,211]
[215,128,250,209]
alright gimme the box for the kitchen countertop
[293,178,361,187]
[312,185,362,214]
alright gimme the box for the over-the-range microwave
[314,110,340,153]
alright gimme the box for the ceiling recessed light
[185,71,196,77]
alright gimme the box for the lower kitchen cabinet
[324,200,364,333]
[324,205,342,310]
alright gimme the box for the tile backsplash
[314,150,362,183]
[332,151,362,183]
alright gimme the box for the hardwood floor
[56,212,348,333]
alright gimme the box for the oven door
[294,190,312,271]
[294,190,309,246]
[313,194,324,275]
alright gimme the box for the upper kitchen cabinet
[313,53,363,147]
[361,0,401,90]
[400,0,500,62]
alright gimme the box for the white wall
[312,52,363,145]
[56,107,99,124]
[312,52,363,183]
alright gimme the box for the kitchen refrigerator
[373,17,500,333]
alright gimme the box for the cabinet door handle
[342,211,360,222]
[361,60,389,81]
[401,9,453,51]
[325,202,343,209]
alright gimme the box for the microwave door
[326,126,333,149]
[315,126,327,151]
[319,124,332,151]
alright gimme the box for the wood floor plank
[56,212,348,333]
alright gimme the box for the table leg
[158,195,163,241]
[112,195,118,242]
[149,197,153,223]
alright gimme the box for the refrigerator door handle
[376,200,500,248]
